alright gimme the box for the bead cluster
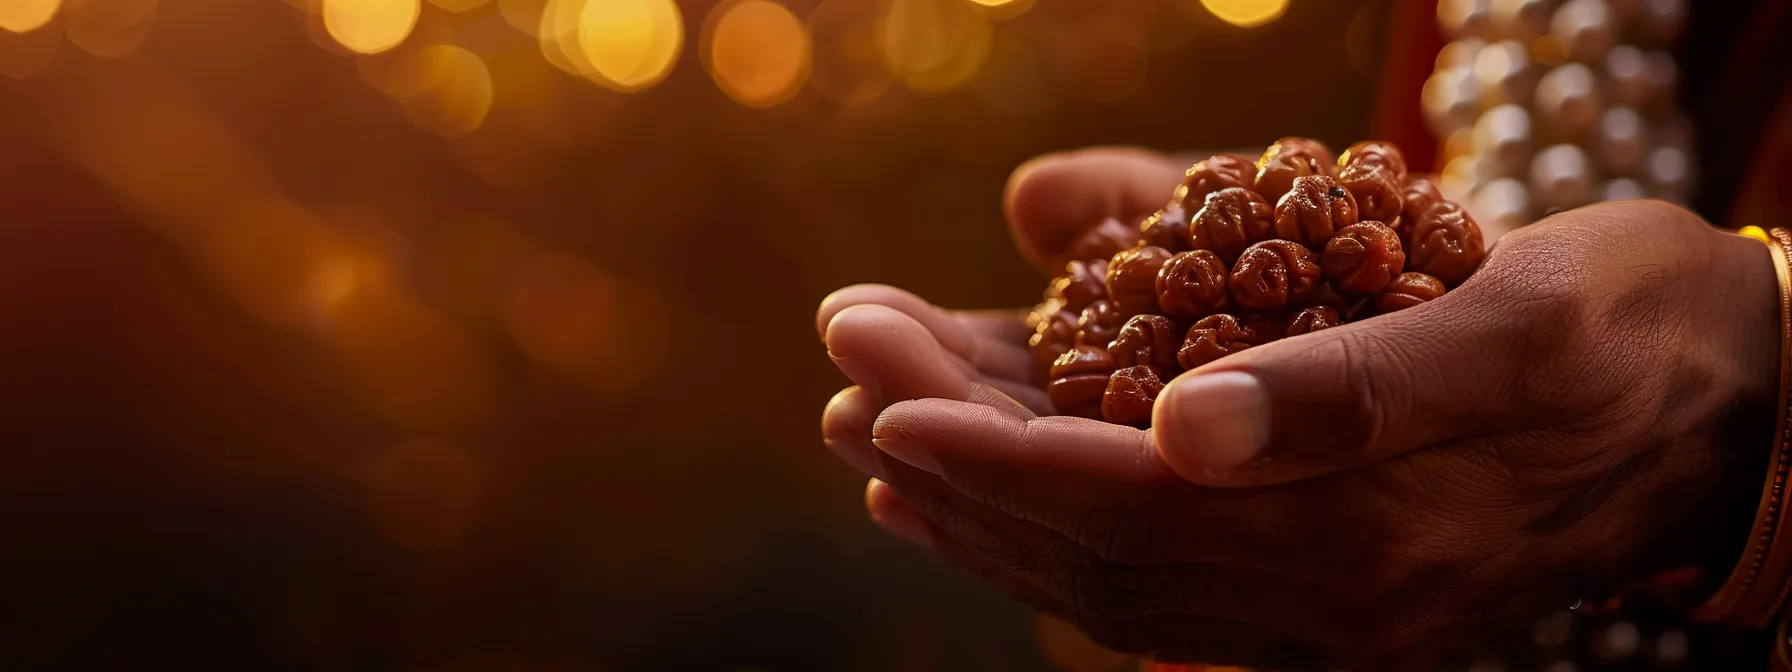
[1423,0,1693,237]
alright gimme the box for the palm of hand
[818,149,1776,667]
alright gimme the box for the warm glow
[497,0,544,35]
[507,253,670,392]
[398,44,493,136]
[875,0,990,93]
[364,440,484,551]
[426,0,485,11]
[63,0,157,57]
[805,0,890,105]
[0,13,59,77]
[1199,0,1288,27]
[323,0,420,54]
[703,0,809,107]
[576,0,682,91]
[0,0,59,33]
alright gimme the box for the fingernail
[871,435,941,475]
[1154,371,1271,481]
[867,489,934,550]
[829,353,881,399]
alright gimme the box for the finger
[865,479,1073,616]
[821,387,885,479]
[817,284,1035,385]
[1003,147,1185,273]
[1151,280,1536,488]
[824,304,1040,419]
[867,469,1347,648]
[869,399,1354,581]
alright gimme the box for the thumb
[1150,290,1530,487]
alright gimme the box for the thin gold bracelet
[1694,226,1792,627]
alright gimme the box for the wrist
[1687,228,1783,606]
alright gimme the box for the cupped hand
[820,148,1781,667]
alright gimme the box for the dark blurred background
[0,0,1383,668]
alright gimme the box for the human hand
[820,149,1780,667]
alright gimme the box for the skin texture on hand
[817,148,1780,668]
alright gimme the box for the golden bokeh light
[63,0,157,57]
[324,0,420,54]
[965,0,1029,20]
[575,0,683,91]
[0,0,59,33]
[398,44,494,136]
[805,0,891,106]
[364,439,484,552]
[1199,0,1289,28]
[427,0,485,12]
[506,252,671,393]
[497,0,544,36]
[0,13,58,77]
[875,0,991,93]
[702,0,809,108]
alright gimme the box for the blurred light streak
[324,0,420,54]
[398,44,493,136]
[0,12,58,77]
[63,0,157,57]
[1198,0,1288,27]
[702,0,810,108]
[36,58,493,432]
[506,252,670,393]
[874,0,990,93]
[805,0,891,106]
[575,0,682,91]
[364,440,483,551]
[0,0,58,33]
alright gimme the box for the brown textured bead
[1176,154,1256,213]
[1047,345,1116,419]
[1178,314,1264,369]
[1029,309,1079,382]
[1286,306,1343,337]
[1372,272,1446,313]
[1051,343,1117,378]
[1229,239,1321,310]
[1105,246,1175,316]
[1108,314,1183,372]
[1337,140,1408,183]
[1058,218,1143,271]
[1253,138,1336,201]
[1139,203,1193,252]
[1155,250,1230,320]
[1322,221,1406,296]
[1076,299,1126,347]
[1059,258,1109,312]
[1337,165,1404,226]
[1273,175,1358,248]
[1408,201,1486,287]
[1102,365,1166,427]
[1398,177,1445,249]
[1190,187,1274,264]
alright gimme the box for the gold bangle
[1693,227,1792,627]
